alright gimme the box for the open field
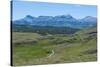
[12,27,97,66]
[12,1,97,66]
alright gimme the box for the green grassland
[12,27,97,66]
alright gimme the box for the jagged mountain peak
[80,16,97,23]
[25,15,34,19]
[54,14,73,19]
[13,14,97,29]
[83,16,96,19]
[64,14,73,18]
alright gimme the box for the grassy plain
[12,27,97,66]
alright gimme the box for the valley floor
[12,31,97,66]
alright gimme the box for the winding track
[47,50,55,58]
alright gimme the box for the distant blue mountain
[78,16,97,28]
[13,15,97,29]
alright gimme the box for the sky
[12,1,97,20]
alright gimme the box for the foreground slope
[12,27,97,66]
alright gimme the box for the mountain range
[13,14,97,29]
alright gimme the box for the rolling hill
[12,26,97,66]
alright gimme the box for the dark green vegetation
[12,24,80,34]
[12,27,97,66]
